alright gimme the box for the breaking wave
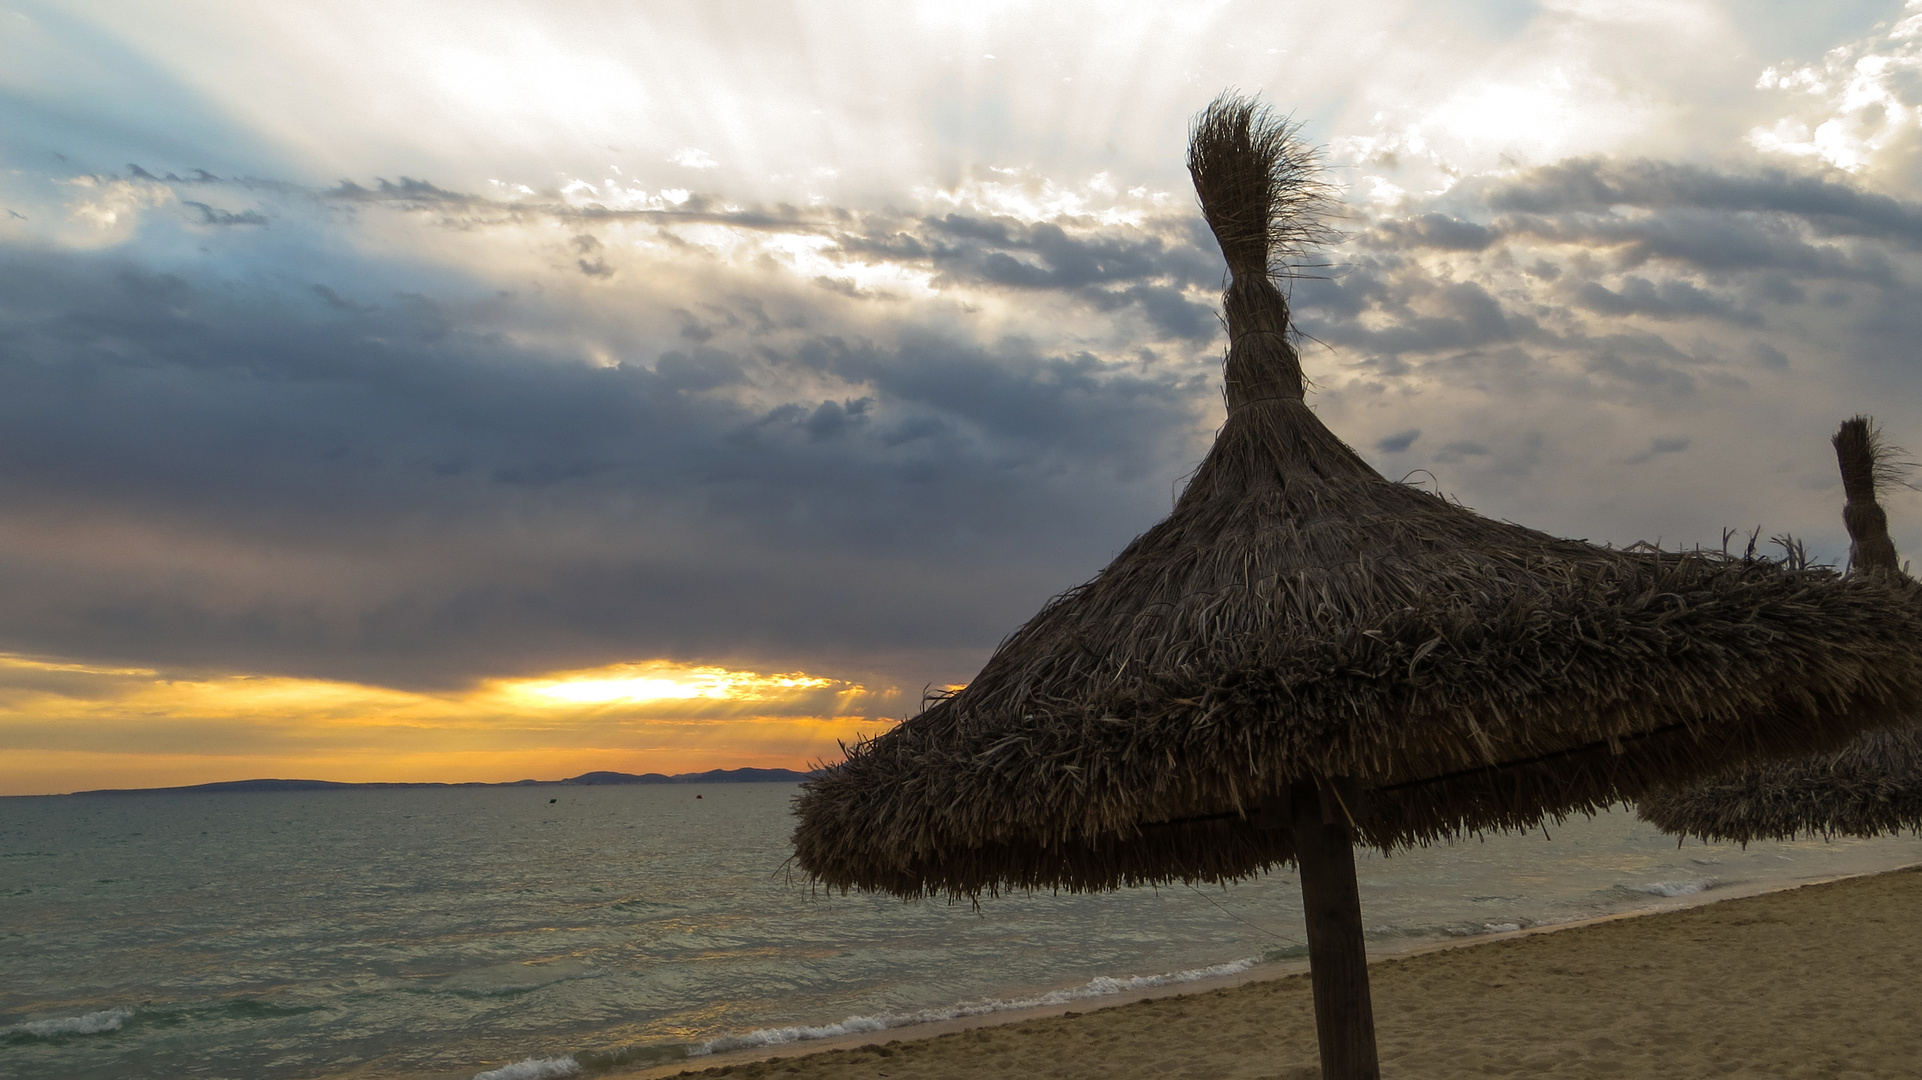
[1618,878,1718,898]
[2,1007,134,1041]
[473,1055,581,1080]
[692,957,1256,1056]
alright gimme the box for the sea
[5,783,1920,1080]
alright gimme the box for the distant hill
[60,766,814,797]
[563,768,812,785]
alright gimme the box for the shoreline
[612,861,1922,1079]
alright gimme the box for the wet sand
[635,865,1922,1079]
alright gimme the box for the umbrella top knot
[1187,93,1335,411]
[1833,415,1910,574]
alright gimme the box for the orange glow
[497,663,839,706]
[0,654,899,796]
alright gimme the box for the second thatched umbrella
[1639,417,1922,844]
[794,97,1922,1080]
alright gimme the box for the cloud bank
[4,0,1922,791]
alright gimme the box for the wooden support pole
[1291,780,1381,1080]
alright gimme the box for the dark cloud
[1376,429,1421,453]
[1467,159,1922,291]
[17,150,1922,698]
[1580,333,1702,396]
[1622,434,1694,465]
[1276,158,1922,431]
[1364,213,1498,251]
[312,284,375,312]
[1505,208,1897,281]
[1085,283,1217,340]
[1572,276,1760,325]
[1488,158,1922,247]
[912,214,1224,337]
[755,397,874,443]
[324,176,479,207]
[939,219,1174,288]
[179,201,267,226]
[0,245,1205,690]
[114,166,1231,344]
[1749,341,1791,369]
[571,234,614,277]
[654,347,743,391]
[1300,275,1516,361]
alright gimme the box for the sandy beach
[639,865,1922,1079]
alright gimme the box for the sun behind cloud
[0,654,898,796]
[494,662,854,710]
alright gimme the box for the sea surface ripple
[3,783,1919,1079]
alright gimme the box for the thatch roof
[791,98,1922,899]
[1637,416,1922,843]
[1635,727,1922,843]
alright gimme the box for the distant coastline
[33,767,815,798]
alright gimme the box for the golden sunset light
[0,653,897,795]
[501,663,842,706]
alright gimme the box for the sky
[4,0,1922,795]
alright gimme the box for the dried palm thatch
[1636,727,1922,843]
[792,99,1922,902]
[1638,416,1922,843]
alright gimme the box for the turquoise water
[4,784,1919,1080]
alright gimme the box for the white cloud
[59,175,175,247]
[1747,3,1922,181]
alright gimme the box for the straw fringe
[1636,728,1922,843]
[796,486,1922,895]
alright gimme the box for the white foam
[1622,878,1713,897]
[5,1007,133,1038]
[473,1056,581,1080]
[1483,922,1521,933]
[690,957,1257,1057]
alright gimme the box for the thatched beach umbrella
[1638,417,1922,844]
[1636,726,1922,843]
[793,98,1922,1080]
